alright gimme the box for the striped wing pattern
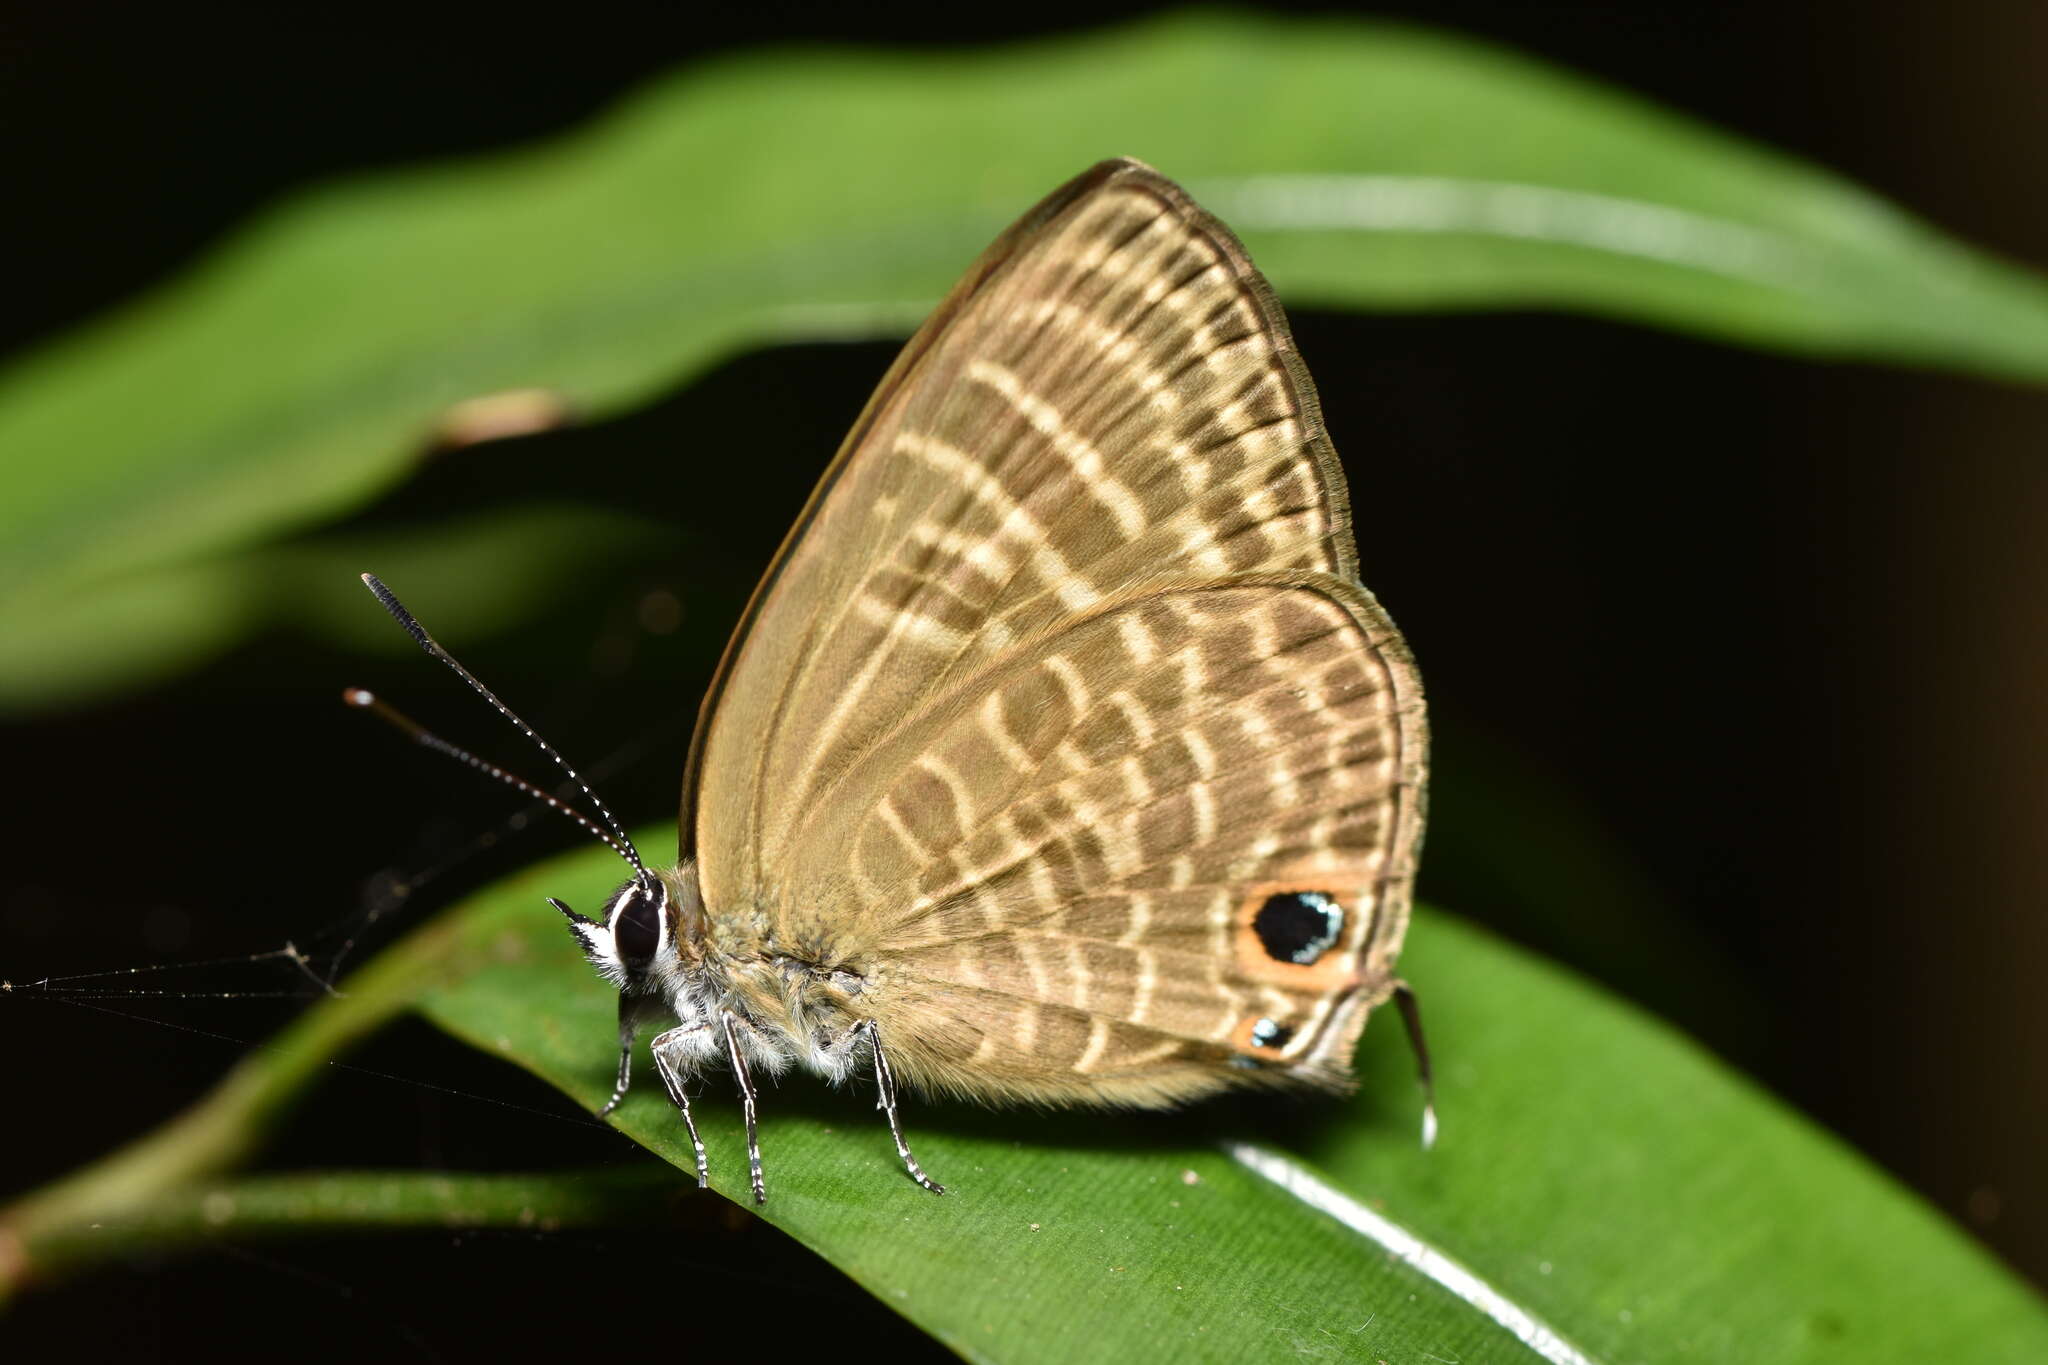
[687,160,1425,1104]
[814,578,1422,1104]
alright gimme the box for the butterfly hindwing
[788,575,1423,1104]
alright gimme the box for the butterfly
[358,157,1430,1204]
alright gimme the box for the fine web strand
[2,721,675,1128]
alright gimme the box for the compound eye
[610,883,663,967]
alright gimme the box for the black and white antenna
[353,573,645,876]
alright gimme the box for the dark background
[3,5,2043,1359]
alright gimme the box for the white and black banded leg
[649,1024,713,1187]
[597,998,637,1118]
[858,1019,944,1194]
[721,1012,767,1205]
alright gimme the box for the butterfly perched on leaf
[360,157,1430,1203]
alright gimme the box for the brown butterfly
[359,157,1430,1204]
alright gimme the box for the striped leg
[860,1019,945,1195]
[721,1012,767,1205]
[597,997,637,1118]
[650,1023,712,1187]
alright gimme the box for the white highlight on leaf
[758,299,937,339]
[1201,174,1813,288]
[1225,1142,1599,1365]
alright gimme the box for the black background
[3,5,2044,1359]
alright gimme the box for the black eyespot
[1250,1017,1294,1050]
[610,883,664,967]
[1252,892,1344,966]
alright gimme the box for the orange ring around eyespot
[1231,881,1371,989]
[1228,1012,1295,1061]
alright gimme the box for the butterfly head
[550,865,703,996]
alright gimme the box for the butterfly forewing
[684,158,1425,1106]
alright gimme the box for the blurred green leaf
[413,840,2048,1363]
[0,504,670,711]
[8,11,2048,710]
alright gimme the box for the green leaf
[13,1167,694,1281]
[407,839,2046,1363]
[6,834,2038,1350]
[0,503,672,712]
[10,11,2048,709]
